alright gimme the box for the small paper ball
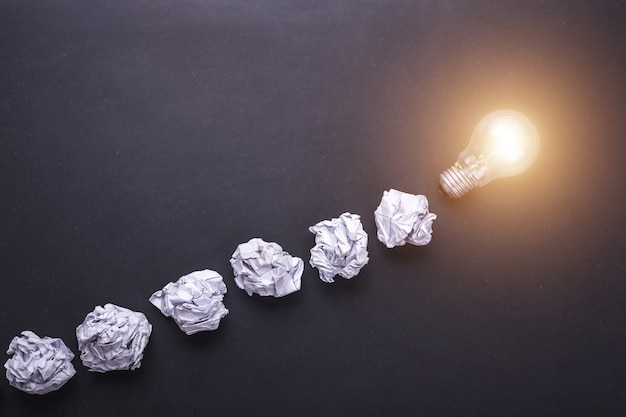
[76,303,152,372]
[230,238,304,297]
[374,189,437,248]
[309,212,369,283]
[149,269,229,335]
[4,331,76,395]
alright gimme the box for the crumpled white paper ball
[149,269,229,335]
[309,212,369,283]
[4,331,76,395]
[374,189,437,248]
[76,303,152,372]
[230,238,304,297]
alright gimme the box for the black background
[1,1,626,416]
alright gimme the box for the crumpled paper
[4,331,76,395]
[230,238,304,297]
[76,303,152,372]
[309,212,369,283]
[149,269,229,335]
[374,189,437,248]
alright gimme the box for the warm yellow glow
[489,116,525,161]
[440,109,540,198]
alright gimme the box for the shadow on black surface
[176,318,231,348]
[11,375,78,411]
[144,306,232,350]
[82,366,141,387]
[311,269,371,300]
[242,289,305,312]
[376,241,432,266]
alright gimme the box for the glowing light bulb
[439,109,540,198]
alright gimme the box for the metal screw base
[439,164,479,198]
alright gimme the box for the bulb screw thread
[439,164,479,198]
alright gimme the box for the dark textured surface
[1,1,626,416]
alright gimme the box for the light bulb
[439,109,540,198]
